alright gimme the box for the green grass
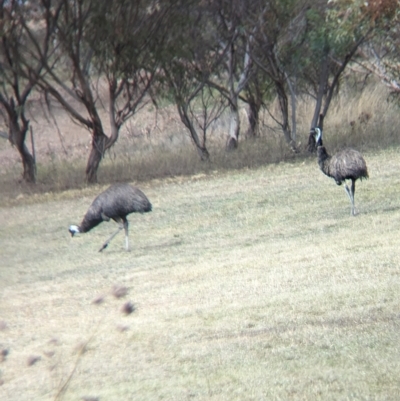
[1,147,400,400]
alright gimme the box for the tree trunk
[225,35,249,151]
[226,100,240,150]
[246,98,260,137]
[8,114,36,183]
[177,103,210,162]
[275,81,296,151]
[197,146,210,161]
[85,131,108,184]
[18,141,36,183]
[285,73,297,143]
[311,52,329,130]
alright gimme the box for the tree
[356,0,400,97]
[0,0,60,183]
[34,0,168,183]
[159,1,228,160]
[242,66,273,138]
[243,0,309,149]
[302,0,381,136]
[162,62,226,161]
[206,0,254,150]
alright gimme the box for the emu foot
[99,243,109,252]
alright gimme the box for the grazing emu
[310,127,368,216]
[69,183,152,252]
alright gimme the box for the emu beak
[69,229,75,237]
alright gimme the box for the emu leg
[123,218,129,251]
[351,179,356,216]
[99,224,123,252]
[343,182,355,216]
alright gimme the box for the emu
[311,127,368,216]
[69,183,152,252]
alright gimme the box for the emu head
[308,127,323,152]
[314,127,323,146]
[69,225,80,237]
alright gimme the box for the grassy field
[1,147,400,400]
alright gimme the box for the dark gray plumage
[311,127,368,216]
[69,183,152,251]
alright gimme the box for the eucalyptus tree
[34,0,169,183]
[159,0,228,160]
[242,66,274,138]
[245,0,310,150]
[205,0,254,150]
[242,0,393,151]
[0,0,60,183]
[203,0,312,149]
[355,0,400,97]
[300,0,382,136]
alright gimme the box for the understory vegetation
[0,81,399,204]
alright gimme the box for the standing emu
[310,127,368,216]
[69,183,152,252]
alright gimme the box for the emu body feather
[311,127,368,216]
[317,147,368,186]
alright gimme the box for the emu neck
[317,146,333,177]
[79,218,102,233]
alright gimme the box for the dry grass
[1,80,400,205]
[1,146,400,400]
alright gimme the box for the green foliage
[84,0,163,76]
[303,3,366,62]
